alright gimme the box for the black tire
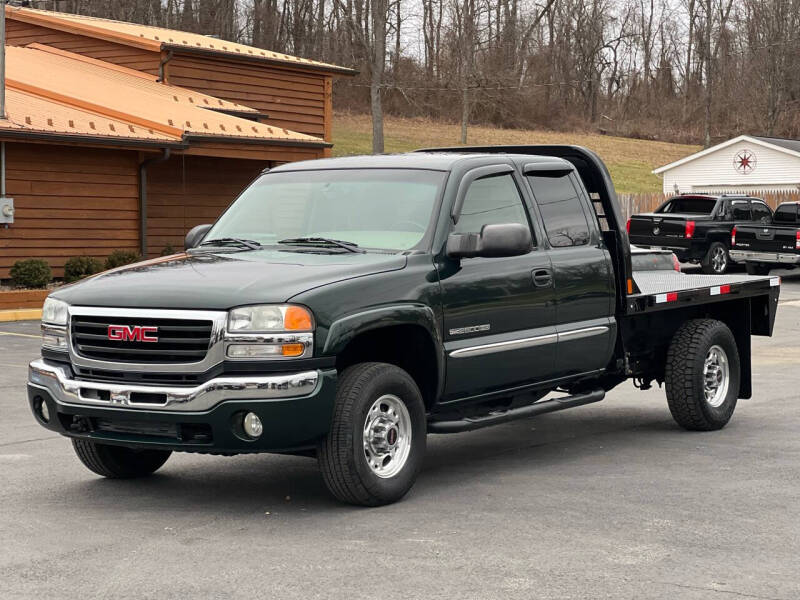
[72,439,171,478]
[745,262,771,276]
[701,242,729,274]
[318,362,426,506]
[665,319,740,431]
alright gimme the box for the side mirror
[446,223,532,259]
[185,224,212,249]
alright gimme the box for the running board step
[427,389,605,434]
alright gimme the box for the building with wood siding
[0,5,355,278]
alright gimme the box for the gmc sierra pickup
[27,146,780,506]
[627,194,773,274]
[730,201,800,275]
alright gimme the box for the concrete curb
[0,309,43,322]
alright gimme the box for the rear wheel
[318,362,426,506]
[72,439,171,478]
[665,319,740,431]
[701,242,729,274]
[745,262,771,276]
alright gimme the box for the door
[438,170,556,401]
[526,170,616,379]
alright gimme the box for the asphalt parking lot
[2,273,800,600]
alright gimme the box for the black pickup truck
[627,194,773,274]
[730,202,800,275]
[27,147,780,506]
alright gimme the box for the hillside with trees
[28,0,800,150]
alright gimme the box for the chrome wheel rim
[363,394,412,479]
[703,345,730,408]
[712,247,727,273]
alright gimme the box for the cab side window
[730,200,752,220]
[751,201,772,223]
[454,174,532,238]
[528,174,590,248]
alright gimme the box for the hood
[52,250,407,310]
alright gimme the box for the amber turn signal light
[281,343,305,357]
[284,306,313,331]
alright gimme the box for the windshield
[658,196,717,214]
[205,169,447,252]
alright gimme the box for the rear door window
[730,200,752,221]
[527,173,591,248]
[750,201,772,223]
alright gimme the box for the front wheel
[665,319,740,431]
[701,242,730,274]
[72,439,171,478]
[318,362,426,506]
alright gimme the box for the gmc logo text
[107,325,159,343]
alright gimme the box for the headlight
[226,305,313,359]
[42,297,68,325]
[228,305,313,332]
[41,297,69,351]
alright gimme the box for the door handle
[532,269,553,287]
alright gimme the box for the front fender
[321,304,446,399]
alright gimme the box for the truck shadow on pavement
[54,401,710,514]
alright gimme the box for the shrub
[10,259,52,289]
[104,250,142,270]
[64,256,104,283]
[160,244,176,257]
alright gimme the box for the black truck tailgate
[735,223,798,253]
[628,213,711,248]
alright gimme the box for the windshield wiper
[278,237,365,253]
[198,237,262,250]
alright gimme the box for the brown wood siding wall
[0,143,140,279]
[145,155,266,258]
[6,20,161,74]
[167,55,327,138]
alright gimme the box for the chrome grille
[71,315,213,364]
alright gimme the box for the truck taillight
[672,253,681,271]
[796,230,800,250]
[731,226,737,247]
[685,220,696,239]
[626,218,631,234]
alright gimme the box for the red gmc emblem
[107,325,159,343]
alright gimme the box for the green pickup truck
[27,146,780,506]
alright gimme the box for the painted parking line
[0,331,41,339]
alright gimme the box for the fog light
[242,412,263,438]
[34,396,50,423]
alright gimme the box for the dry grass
[332,112,700,194]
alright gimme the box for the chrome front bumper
[729,250,800,265]
[28,359,320,413]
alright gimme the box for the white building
[653,135,800,195]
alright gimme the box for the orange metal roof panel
[4,45,323,145]
[6,6,355,75]
[23,44,258,114]
[0,87,176,142]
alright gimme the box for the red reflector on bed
[655,292,679,303]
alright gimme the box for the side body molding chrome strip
[449,333,557,358]
[449,325,609,358]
